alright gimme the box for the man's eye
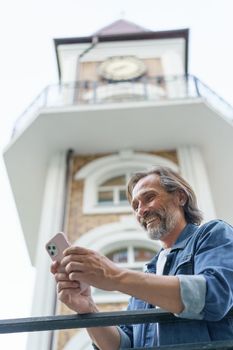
[146,195,155,202]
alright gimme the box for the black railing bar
[1,309,233,335]
[128,340,233,350]
[0,309,175,334]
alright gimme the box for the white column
[177,146,216,222]
[26,151,67,350]
[161,52,185,98]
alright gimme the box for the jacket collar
[170,223,198,251]
[146,223,198,269]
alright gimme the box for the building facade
[3,19,233,350]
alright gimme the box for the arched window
[75,150,178,214]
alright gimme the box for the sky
[0,0,232,349]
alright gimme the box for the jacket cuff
[117,327,132,349]
[175,274,206,319]
[92,327,131,349]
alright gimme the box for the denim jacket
[118,220,233,348]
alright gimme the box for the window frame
[97,172,131,206]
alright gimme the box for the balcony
[12,74,233,138]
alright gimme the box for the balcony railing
[1,309,233,349]
[12,74,233,138]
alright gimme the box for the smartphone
[46,232,89,292]
[45,232,70,262]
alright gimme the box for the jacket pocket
[173,254,193,275]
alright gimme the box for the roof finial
[119,10,126,19]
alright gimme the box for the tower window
[106,248,128,263]
[97,174,130,206]
[106,246,155,271]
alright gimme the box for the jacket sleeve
[118,298,134,348]
[92,299,133,350]
[177,220,233,321]
[176,274,206,319]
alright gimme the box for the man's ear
[177,190,187,206]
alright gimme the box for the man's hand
[51,257,122,350]
[60,246,123,291]
[51,261,97,314]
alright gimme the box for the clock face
[98,56,147,81]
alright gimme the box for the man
[51,166,233,349]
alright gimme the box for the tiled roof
[94,19,150,36]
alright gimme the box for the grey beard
[144,209,178,241]
[147,223,168,240]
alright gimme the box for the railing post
[193,75,201,97]
[143,77,149,100]
[92,80,97,103]
[43,85,49,107]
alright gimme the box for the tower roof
[94,19,150,36]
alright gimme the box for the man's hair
[127,166,203,225]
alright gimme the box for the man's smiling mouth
[146,217,160,227]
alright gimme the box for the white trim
[75,151,178,214]
[84,204,131,214]
[26,152,67,350]
[177,146,216,221]
[75,150,178,178]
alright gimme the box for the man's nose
[137,204,149,219]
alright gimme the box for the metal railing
[12,74,233,138]
[1,309,233,349]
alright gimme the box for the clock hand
[113,65,129,72]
